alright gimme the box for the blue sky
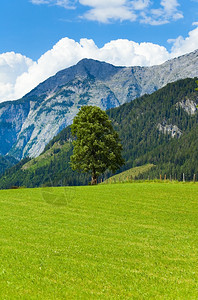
[0,0,198,101]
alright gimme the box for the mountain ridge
[1,49,198,160]
[26,58,123,98]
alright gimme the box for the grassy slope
[22,142,71,172]
[0,183,197,299]
[103,164,155,183]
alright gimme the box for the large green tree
[70,106,124,184]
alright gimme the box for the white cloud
[132,0,151,10]
[80,0,183,24]
[31,0,183,24]
[141,0,183,25]
[1,25,198,102]
[0,52,33,101]
[161,0,179,12]
[83,6,136,23]
[95,39,170,66]
[31,0,50,4]
[30,0,75,9]
[169,26,198,57]
[81,1,136,22]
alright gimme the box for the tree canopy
[70,106,124,184]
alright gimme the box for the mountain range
[1,49,198,160]
[0,77,197,188]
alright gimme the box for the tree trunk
[91,170,97,185]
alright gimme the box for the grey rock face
[0,100,30,156]
[1,50,198,159]
[157,123,182,138]
[176,99,198,115]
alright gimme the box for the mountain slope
[1,50,198,160]
[0,155,18,175]
[0,77,198,188]
[108,78,198,180]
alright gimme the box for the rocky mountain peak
[27,58,122,98]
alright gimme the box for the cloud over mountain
[0,52,33,101]
[0,25,198,102]
[169,26,198,57]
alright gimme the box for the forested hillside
[109,78,198,180]
[0,156,18,175]
[0,77,197,188]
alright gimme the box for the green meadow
[0,183,197,299]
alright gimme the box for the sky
[0,0,198,102]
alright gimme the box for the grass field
[0,182,197,299]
